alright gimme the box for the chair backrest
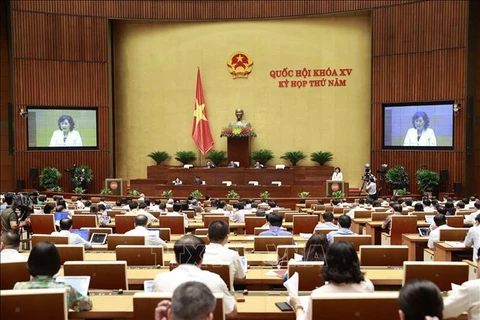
[314,228,337,236]
[91,196,100,203]
[197,235,210,244]
[390,215,417,245]
[55,244,85,264]
[80,227,113,239]
[287,261,324,291]
[311,292,399,319]
[31,234,69,247]
[403,261,469,291]
[304,200,317,207]
[114,215,136,234]
[285,212,307,222]
[133,292,224,320]
[446,216,464,228]
[439,228,469,241]
[204,215,229,228]
[195,228,209,235]
[253,236,293,251]
[332,235,372,251]
[72,215,98,229]
[159,215,185,234]
[411,211,427,221]
[371,212,389,221]
[245,217,267,235]
[333,207,344,214]
[292,215,319,234]
[107,210,125,217]
[0,261,30,289]
[277,245,305,266]
[254,227,270,235]
[226,245,245,256]
[64,260,128,290]
[1,288,68,320]
[200,263,231,291]
[183,210,195,219]
[30,214,56,234]
[158,228,171,241]
[116,245,164,266]
[107,234,145,250]
[353,210,372,219]
[359,245,408,267]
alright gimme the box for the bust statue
[229,108,251,128]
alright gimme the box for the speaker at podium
[326,180,344,197]
[105,179,127,195]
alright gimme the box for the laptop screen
[90,233,108,245]
[418,227,430,237]
[56,276,90,296]
[70,229,90,241]
[425,215,435,223]
[147,228,161,237]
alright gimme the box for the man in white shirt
[464,213,480,262]
[153,235,237,318]
[166,203,189,228]
[231,202,249,223]
[124,201,158,225]
[427,214,452,249]
[314,212,338,231]
[202,220,246,290]
[465,202,480,225]
[0,231,28,262]
[75,196,85,210]
[52,218,92,249]
[125,214,167,248]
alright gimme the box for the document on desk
[444,241,465,248]
[284,272,310,314]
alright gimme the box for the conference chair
[158,227,171,242]
[304,200,317,208]
[439,228,469,241]
[1,288,68,320]
[90,197,100,203]
[107,234,145,250]
[253,236,293,252]
[352,210,372,219]
[200,263,231,291]
[72,215,97,229]
[277,245,305,266]
[115,245,164,266]
[411,211,427,221]
[107,210,125,218]
[446,215,464,228]
[245,217,266,235]
[30,214,56,234]
[310,292,399,320]
[195,228,209,235]
[381,215,417,245]
[31,234,69,248]
[80,227,113,240]
[371,212,389,221]
[254,227,270,235]
[403,261,469,292]
[183,210,195,219]
[64,260,128,290]
[314,228,337,236]
[285,212,308,222]
[133,292,224,320]
[333,207,345,214]
[55,244,85,264]
[158,215,185,234]
[204,215,229,228]
[333,235,372,251]
[292,215,319,234]
[0,261,30,289]
[359,245,408,267]
[226,244,245,256]
[287,261,325,291]
[114,215,136,234]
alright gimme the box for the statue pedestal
[227,137,251,168]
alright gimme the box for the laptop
[100,215,111,224]
[70,229,90,241]
[425,215,435,224]
[418,227,431,237]
[90,233,108,245]
[239,256,248,274]
[56,276,90,296]
[147,228,161,238]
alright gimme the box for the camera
[361,163,374,181]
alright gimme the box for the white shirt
[465,210,480,225]
[0,249,28,262]
[331,172,343,181]
[76,200,85,210]
[52,230,92,249]
[231,209,250,223]
[49,130,83,147]
[165,212,189,228]
[464,225,480,262]
[403,127,437,146]
[124,226,167,248]
[152,264,236,314]
[444,279,480,320]
[124,209,158,224]
[427,224,452,249]
[203,243,246,290]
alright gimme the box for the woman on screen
[403,111,437,146]
[49,115,83,147]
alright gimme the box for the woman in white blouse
[331,167,343,181]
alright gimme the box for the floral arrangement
[220,126,257,138]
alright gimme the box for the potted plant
[297,191,310,198]
[227,190,239,199]
[40,166,62,190]
[162,190,173,198]
[332,191,344,198]
[74,187,85,194]
[251,149,274,166]
[51,186,63,192]
[416,169,440,196]
[147,151,170,165]
[206,150,228,166]
[190,190,203,198]
[129,189,141,197]
[260,191,270,201]
[280,151,306,166]
[72,165,93,192]
[100,188,113,195]
[175,151,197,165]
[385,166,409,194]
[310,151,333,166]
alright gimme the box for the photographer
[366,177,378,201]
[1,193,31,233]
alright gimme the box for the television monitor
[383,102,454,149]
[27,106,98,150]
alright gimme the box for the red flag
[192,69,214,155]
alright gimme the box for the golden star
[236,55,244,63]
[193,100,207,125]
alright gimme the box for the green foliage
[51,186,63,192]
[332,191,344,198]
[190,189,203,198]
[206,150,228,166]
[175,151,197,165]
[129,189,141,197]
[100,188,113,195]
[415,169,440,193]
[40,167,62,190]
[385,166,409,190]
[72,165,93,188]
[260,190,270,199]
[395,188,409,196]
[147,151,170,165]
[162,190,173,197]
[297,191,310,198]
[280,151,306,166]
[251,149,274,165]
[227,190,240,198]
[310,151,333,166]
[74,187,85,194]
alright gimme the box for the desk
[351,218,370,234]
[402,234,428,261]
[434,242,473,262]
[365,221,430,245]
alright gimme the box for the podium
[326,180,344,197]
[227,137,251,168]
[105,178,127,195]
